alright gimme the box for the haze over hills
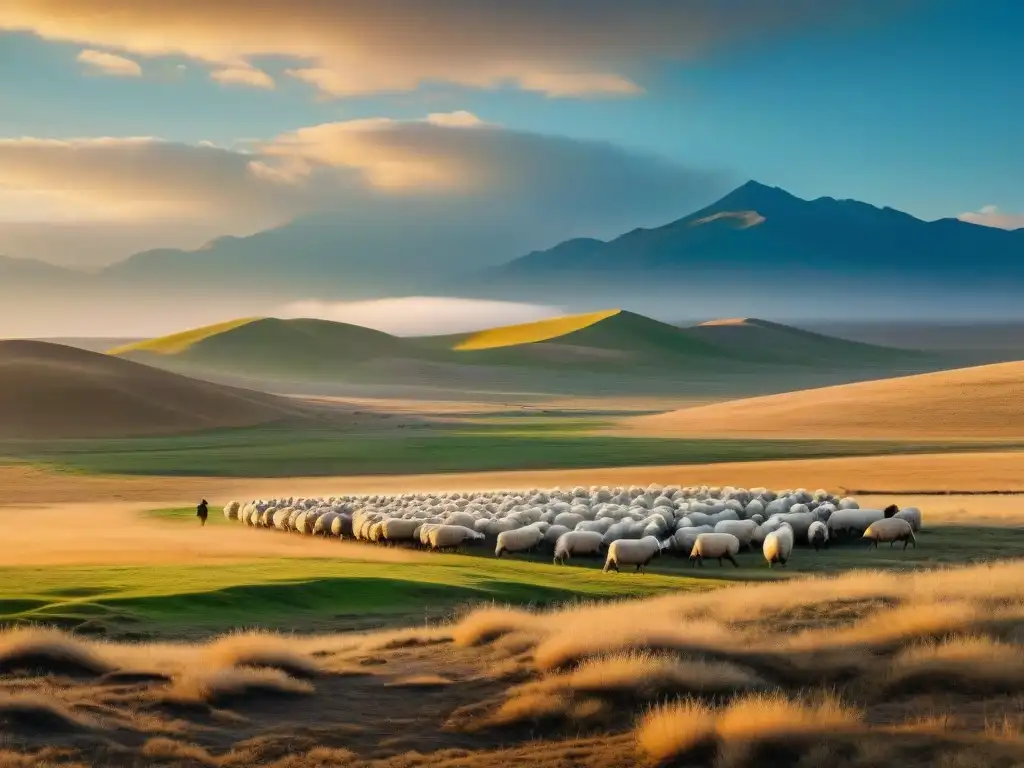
[111,311,943,399]
[4,181,1024,336]
[623,360,1024,440]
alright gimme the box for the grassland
[107,317,261,355]
[626,359,1024,439]
[450,308,621,350]
[2,422,1019,477]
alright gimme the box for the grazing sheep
[223,501,241,521]
[864,518,916,550]
[883,504,900,519]
[380,517,420,543]
[763,522,794,568]
[603,536,662,573]
[330,513,353,538]
[313,511,338,537]
[553,530,605,565]
[827,508,885,537]
[495,524,545,557]
[808,520,829,551]
[427,525,484,552]
[713,520,758,551]
[689,533,741,567]
[894,506,922,532]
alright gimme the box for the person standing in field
[197,499,209,527]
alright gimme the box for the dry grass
[203,632,323,679]
[624,359,1024,440]
[452,309,620,351]
[141,737,219,766]
[636,691,861,763]
[168,667,313,706]
[885,635,1024,696]
[0,693,94,734]
[521,651,762,699]
[0,628,113,678]
[451,607,543,647]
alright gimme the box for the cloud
[276,297,562,336]
[958,205,1024,231]
[76,48,141,77]
[210,65,275,89]
[0,112,732,267]
[1,1,873,98]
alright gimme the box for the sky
[0,0,1021,268]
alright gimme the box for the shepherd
[197,499,209,527]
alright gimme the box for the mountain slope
[113,317,420,378]
[623,360,1024,440]
[494,180,1024,292]
[0,340,313,439]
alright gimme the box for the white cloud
[276,297,562,336]
[1,1,870,98]
[76,48,141,77]
[958,205,1024,231]
[210,65,275,89]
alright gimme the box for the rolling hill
[623,360,1024,440]
[112,317,419,379]
[108,311,939,401]
[0,340,317,439]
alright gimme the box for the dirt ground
[4,451,1024,508]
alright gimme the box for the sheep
[894,506,922,532]
[313,511,338,537]
[380,518,420,543]
[495,524,545,557]
[713,520,758,551]
[827,508,885,537]
[223,501,241,521]
[427,525,484,552]
[543,524,572,549]
[330,513,353,538]
[668,525,715,556]
[883,504,900,519]
[689,533,741,567]
[863,518,916,550]
[763,522,794,568]
[808,520,829,551]
[553,530,604,565]
[603,536,662,573]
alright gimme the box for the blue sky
[0,0,1020,266]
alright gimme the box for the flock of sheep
[223,484,922,572]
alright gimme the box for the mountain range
[3,181,1023,324]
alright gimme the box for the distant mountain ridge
[492,180,1024,293]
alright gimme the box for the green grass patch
[0,555,724,638]
[1,425,1018,477]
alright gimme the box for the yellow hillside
[454,309,621,351]
[108,318,261,356]
[623,360,1024,440]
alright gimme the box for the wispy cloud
[2,1,874,98]
[958,205,1024,231]
[210,65,275,90]
[76,48,141,77]
[276,297,562,336]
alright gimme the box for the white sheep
[808,520,829,551]
[763,522,794,568]
[603,536,662,573]
[427,525,484,551]
[380,517,420,543]
[827,508,885,537]
[689,532,741,567]
[863,518,916,550]
[223,501,241,521]
[894,507,922,532]
[553,531,604,565]
[495,524,545,557]
[313,511,338,537]
[713,520,758,551]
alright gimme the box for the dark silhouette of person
[197,499,209,527]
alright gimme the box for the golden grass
[624,359,1024,440]
[482,690,573,727]
[202,632,323,678]
[636,692,861,763]
[0,692,93,733]
[168,667,313,705]
[140,738,218,766]
[521,651,762,699]
[0,627,113,677]
[453,309,620,351]
[451,607,544,647]
[885,635,1024,695]
[108,317,261,356]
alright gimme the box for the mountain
[623,359,1024,440]
[491,180,1024,297]
[0,340,317,439]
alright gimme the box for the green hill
[112,317,420,379]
